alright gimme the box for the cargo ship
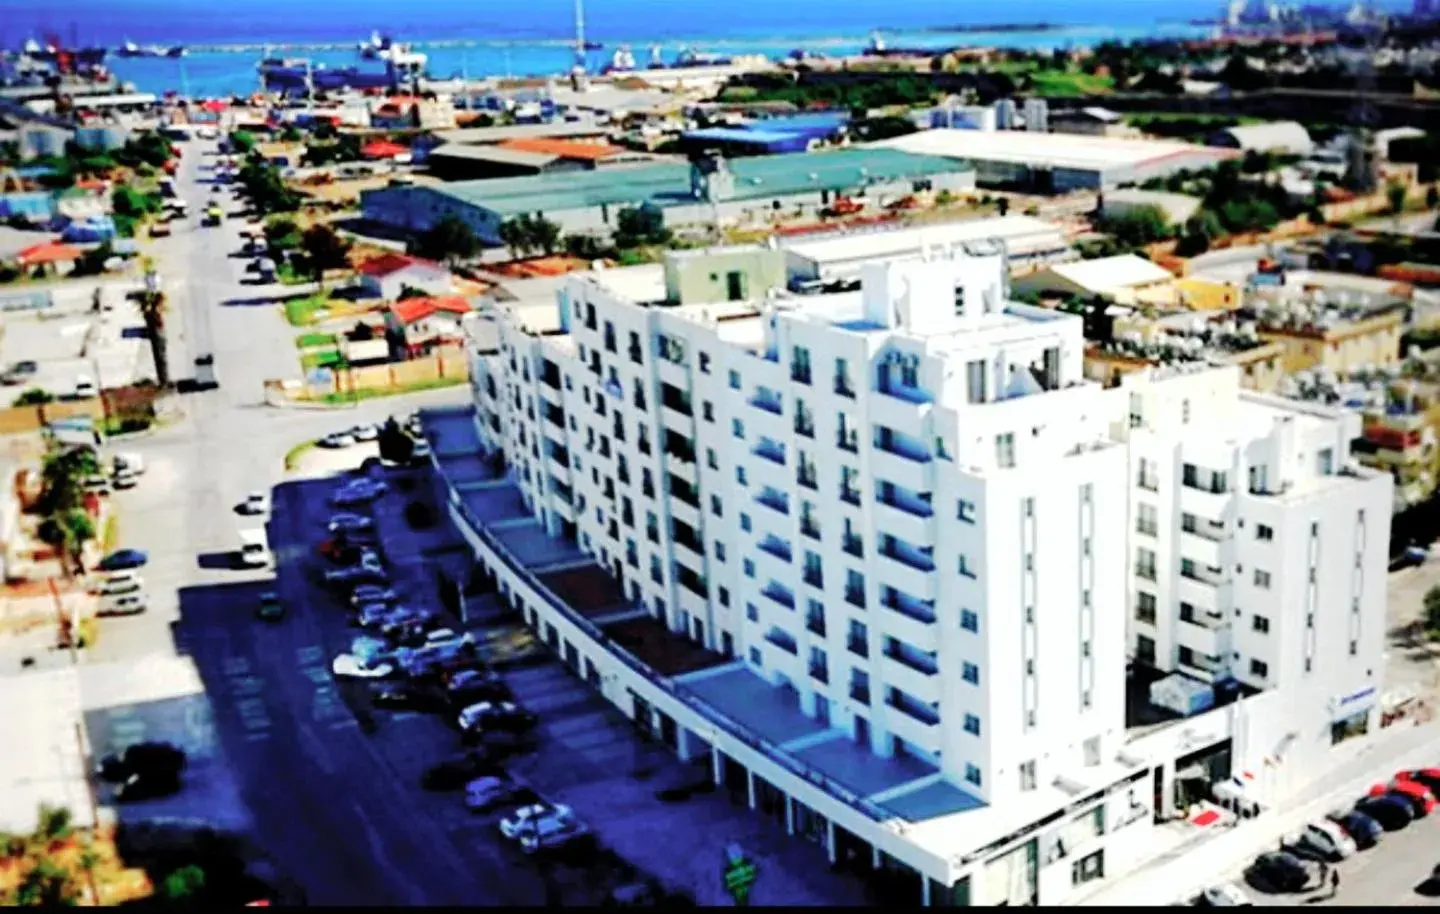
[260,42,426,93]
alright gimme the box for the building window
[711,495,723,517]
[1019,760,1037,792]
[1317,448,1334,475]
[715,541,727,562]
[706,448,719,470]
[966,359,986,404]
[962,662,979,685]
[1254,568,1271,589]
[732,418,744,439]
[960,609,979,633]
[1136,503,1157,537]
[699,352,712,374]
[1072,851,1104,887]
[959,555,977,579]
[740,513,751,532]
[1256,523,1274,542]
[996,432,1016,469]
[1135,592,1157,625]
[729,370,741,390]
[964,764,982,787]
[743,559,755,578]
[703,401,714,422]
[1249,658,1269,679]
[749,647,762,666]
[746,603,758,622]
[736,466,747,486]
[719,587,730,607]
[963,714,981,736]
[1137,458,1158,492]
[1135,547,1157,581]
[957,499,977,523]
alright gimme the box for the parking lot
[156,442,868,906]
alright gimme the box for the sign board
[722,844,757,906]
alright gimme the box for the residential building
[1085,312,1288,394]
[1011,254,1177,306]
[355,253,455,301]
[1023,98,1049,133]
[1248,289,1406,377]
[436,247,1389,907]
[385,295,477,356]
[1050,107,1134,138]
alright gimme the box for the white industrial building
[872,129,1240,193]
[780,215,1074,288]
[428,246,1392,906]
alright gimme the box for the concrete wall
[0,398,105,437]
[664,247,787,304]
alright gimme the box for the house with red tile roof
[355,252,455,300]
[384,295,475,355]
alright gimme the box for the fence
[276,346,470,404]
[0,397,105,437]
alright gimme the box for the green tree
[229,130,257,154]
[1095,204,1171,248]
[613,205,671,249]
[498,217,530,261]
[410,215,480,265]
[137,258,171,387]
[158,864,207,904]
[397,285,430,301]
[1425,585,1440,637]
[528,214,562,256]
[11,856,80,906]
[237,160,300,215]
[564,233,611,261]
[377,416,416,464]
[1426,185,1438,210]
[300,223,352,283]
[14,388,53,406]
[39,509,94,578]
[279,125,303,143]
[264,216,303,254]
[111,185,158,220]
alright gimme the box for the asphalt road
[78,137,487,903]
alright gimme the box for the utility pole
[72,721,103,904]
[574,0,587,70]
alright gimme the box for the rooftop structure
[1086,312,1288,394]
[1099,189,1203,227]
[1012,254,1175,304]
[872,129,1237,193]
[781,215,1074,287]
[1208,121,1315,157]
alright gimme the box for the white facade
[456,250,1392,906]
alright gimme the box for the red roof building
[356,253,455,300]
[389,295,472,325]
[15,241,82,267]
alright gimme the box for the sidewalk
[1076,721,1440,907]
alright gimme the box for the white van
[95,570,144,597]
[1299,819,1357,860]
[74,374,98,399]
[238,528,270,568]
[113,452,146,476]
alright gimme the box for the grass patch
[282,292,334,327]
[276,260,312,286]
[300,348,346,370]
[295,331,338,349]
[316,376,463,405]
[283,439,316,471]
[1028,69,1114,96]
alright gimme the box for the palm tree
[40,509,96,578]
[137,256,170,388]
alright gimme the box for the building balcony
[809,662,829,684]
[544,448,571,479]
[1179,484,1231,529]
[842,535,864,559]
[1176,616,1231,659]
[806,612,826,638]
[849,682,870,705]
[878,541,936,601]
[549,490,575,522]
[668,493,701,531]
[885,693,940,751]
[657,358,689,391]
[749,388,783,416]
[844,586,866,609]
[874,387,933,439]
[665,451,698,487]
[847,635,869,659]
[1179,530,1228,569]
[1177,648,1227,683]
[755,487,790,517]
[661,402,695,435]
[677,583,708,622]
[749,451,791,494]
[761,581,796,611]
[871,446,932,493]
[1176,575,1232,619]
[538,380,563,407]
[879,591,938,651]
[881,651,941,705]
[765,627,798,656]
[802,567,823,590]
[673,540,706,576]
[876,505,933,551]
[753,438,786,467]
[757,536,793,564]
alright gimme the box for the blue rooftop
[491,520,590,569]
[877,778,986,821]
[790,735,935,800]
[458,483,530,525]
[684,126,804,145]
[683,666,828,747]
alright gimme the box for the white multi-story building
[448,245,1390,907]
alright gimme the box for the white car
[331,653,394,679]
[329,513,374,534]
[319,432,356,449]
[351,424,379,442]
[457,699,521,731]
[243,491,270,515]
[112,470,139,490]
[520,817,591,855]
[1199,883,1253,906]
[499,802,574,840]
[411,438,431,459]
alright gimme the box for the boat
[166,45,187,58]
[582,40,604,50]
[259,47,426,94]
[674,46,730,67]
[602,45,636,74]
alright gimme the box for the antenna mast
[574,0,586,69]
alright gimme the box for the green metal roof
[425,148,971,216]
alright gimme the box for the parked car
[332,653,395,679]
[97,741,186,782]
[98,548,149,571]
[242,491,270,515]
[1,360,38,385]
[319,431,356,449]
[351,424,379,442]
[114,770,182,803]
[349,584,398,607]
[519,817,593,856]
[499,802,574,840]
[329,480,388,507]
[1326,809,1382,849]
[379,609,442,637]
[371,683,447,712]
[458,700,538,735]
[112,468,139,490]
[324,558,390,586]
[1354,794,1412,830]
[98,593,147,617]
[388,620,448,647]
[1198,883,1253,906]
[1291,820,1357,861]
[1246,851,1315,893]
[329,513,375,534]
[465,777,540,813]
[92,570,143,598]
[256,591,285,622]
[1398,768,1440,795]
[421,751,501,791]
[1381,779,1436,816]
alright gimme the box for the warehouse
[1208,121,1314,158]
[361,147,975,245]
[780,213,1074,286]
[681,111,851,157]
[871,128,1237,193]
[426,138,651,181]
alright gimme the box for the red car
[1398,768,1440,794]
[1373,779,1436,816]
